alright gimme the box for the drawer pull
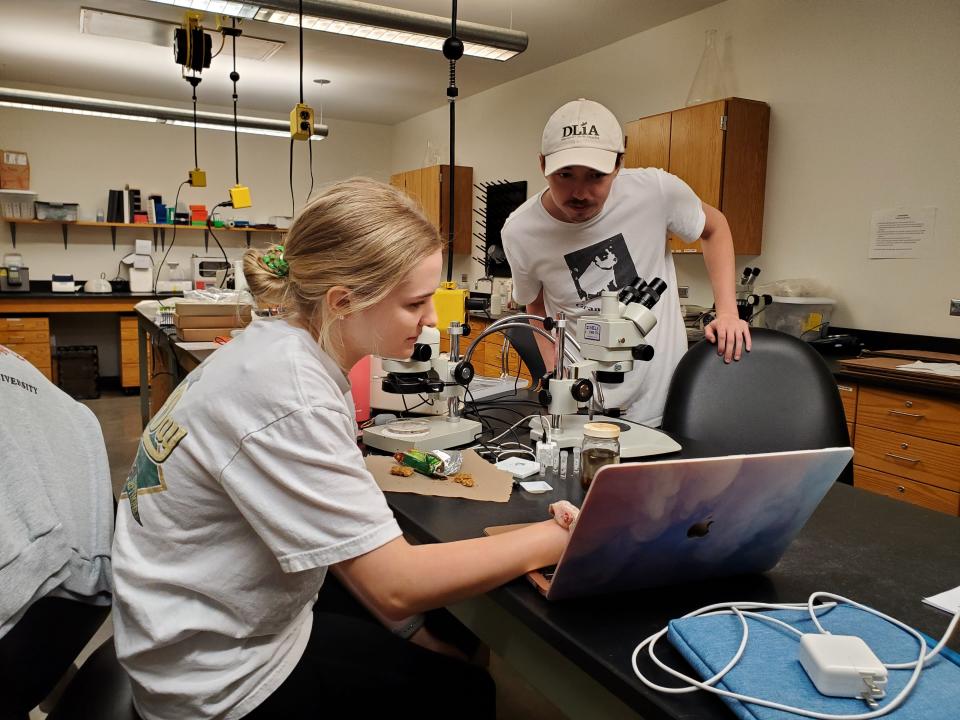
[837,385,854,392]
[885,452,921,464]
[896,485,906,493]
[887,410,924,419]
[8,336,25,342]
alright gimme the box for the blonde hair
[244,178,443,360]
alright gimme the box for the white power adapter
[799,634,888,703]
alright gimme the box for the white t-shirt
[112,318,402,720]
[502,168,705,426]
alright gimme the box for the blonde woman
[111,178,570,720]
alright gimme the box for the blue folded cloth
[667,604,960,720]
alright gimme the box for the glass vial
[685,29,727,107]
[559,450,568,477]
[580,422,620,491]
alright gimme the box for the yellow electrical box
[433,281,468,331]
[189,168,207,187]
[229,184,252,209]
[290,103,314,141]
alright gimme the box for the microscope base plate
[529,415,681,459]
[363,417,482,454]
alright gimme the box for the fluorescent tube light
[0,87,328,140]
[144,0,527,60]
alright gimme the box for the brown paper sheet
[365,449,513,502]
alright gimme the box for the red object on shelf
[133,212,149,224]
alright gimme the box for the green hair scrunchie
[263,245,289,278]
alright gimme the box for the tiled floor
[48,392,561,719]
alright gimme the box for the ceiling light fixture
[143,0,527,61]
[0,87,329,140]
[80,7,284,62]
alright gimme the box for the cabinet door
[439,165,473,255]
[624,113,671,170]
[666,100,726,253]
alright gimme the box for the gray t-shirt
[0,345,113,637]
[502,168,705,425]
[112,318,401,720]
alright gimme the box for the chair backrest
[661,328,852,482]
[501,319,547,383]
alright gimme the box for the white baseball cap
[541,98,625,176]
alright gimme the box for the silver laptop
[487,447,853,601]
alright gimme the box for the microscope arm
[460,315,582,367]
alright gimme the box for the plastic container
[580,422,620,490]
[763,296,835,339]
[35,201,79,221]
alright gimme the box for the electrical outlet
[678,286,689,298]
[950,299,960,317]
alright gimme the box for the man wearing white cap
[502,98,750,427]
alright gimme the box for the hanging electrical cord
[442,0,463,284]
[153,180,190,294]
[230,19,240,187]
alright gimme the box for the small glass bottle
[580,422,621,490]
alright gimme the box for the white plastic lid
[583,422,620,438]
[769,296,835,305]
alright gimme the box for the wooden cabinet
[836,381,858,443]
[851,386,960,515]
[0,316,51,380]
[119,315,147,391]
[624,98,770,255]
[390,165,473,255]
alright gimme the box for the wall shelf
[0,218,283,251]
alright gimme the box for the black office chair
[661,328,852,483]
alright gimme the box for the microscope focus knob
[410,343,432,362]
[632,344,655,362]
[453,361,475,386]
[538,388,552,407]
[571,378,593,403]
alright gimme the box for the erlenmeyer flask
[685,29,727,106]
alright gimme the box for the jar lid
[583,422,620,439]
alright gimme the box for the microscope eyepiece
[638,277,668,309]
[410,343,432,362]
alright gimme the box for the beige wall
[0,105,394,282]
[392,0,960,339]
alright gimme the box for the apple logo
[687,518,714,538]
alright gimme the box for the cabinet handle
[8,335,26,342]
[885,452,921,464]
[837,385,854,392]
[888,410,924,419]
[896,485,906,493]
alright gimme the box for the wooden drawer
[2,342,51,368]
[121,363,140,389]
[854,465,959,516]
[856,387,960,445]
[0,330,48,344]
[853,424,960,492]
[836,381,858,421]
[120,316,138,340]
[120,339,140,365]
[0,317,48,332]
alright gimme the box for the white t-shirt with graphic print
[502,168,705,426]
[111,318,402,720]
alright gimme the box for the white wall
[0,104,393,375]
[392,0,960,339]
[0,105,394,283]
